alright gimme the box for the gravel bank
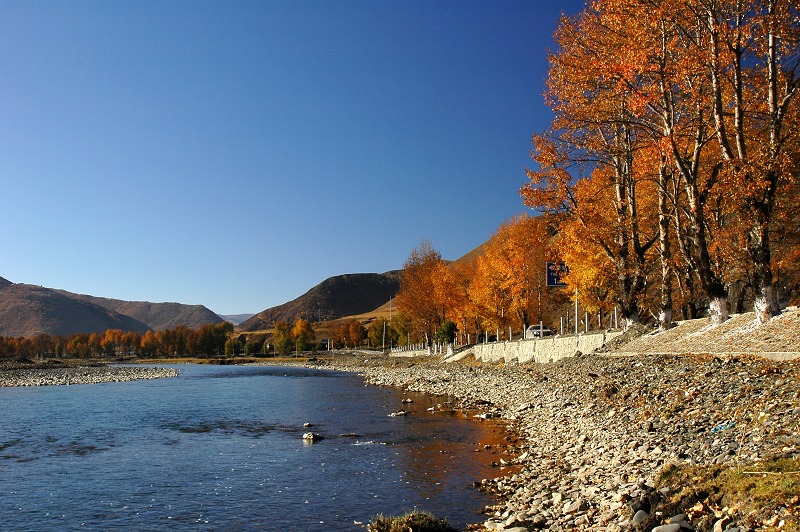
[0,365,179,387]
[304,351,800,531]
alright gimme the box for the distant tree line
[394,225,571,346]
[270,318,317,355]
[267,317,413,354]
[0,322,234,359]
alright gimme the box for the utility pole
[574,288,579,335]
[537,270,542,323]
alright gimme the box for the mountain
[238,271,401,331]
[220,314,255,326]
[54,291,224,331]
[0,283,150,337]
[0,278,224,338]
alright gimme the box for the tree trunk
[709,296,728,325]
[684,300,698,320]
[749,218,781,324]
[686,181,728,324]
[658,164,673,331]
[623,307,641,330]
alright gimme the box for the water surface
[0,364,508,530]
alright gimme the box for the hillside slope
[0,278,224,337]
[238,271,401,331]
[0,283,151,337]
[55,291,224,331]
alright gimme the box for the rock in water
[302,432,323,442]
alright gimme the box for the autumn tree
[291,318,315,353]
[552,185,620,321]
[521,4,660,327]
[524,0,800,325]
[448,259,481,342]
[772,167,800,304]
[333,319,366,348]
[471,214,554,332]
[272,321,293,356]
[471,254,512,332]
[389,313,413,346]
[347,320,366,348]
[695,0,800,322]
[597,0,749,324]
[611,0,799,324]
[395,240,451,342]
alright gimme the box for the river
[0,364,509,530]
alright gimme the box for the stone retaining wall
[471,331,622,364]
[389,331,622,364]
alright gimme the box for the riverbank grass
[368,510,457,532]
[656,456,800,530]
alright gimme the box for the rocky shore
[0,363,179,387]
[306,350,799,531]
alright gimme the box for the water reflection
[378,388,514,509]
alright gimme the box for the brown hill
[237,271,401,332]
[0,278,224,338]
[237,242,489,336]
[317,243,487,326]
[0,283,150,337]
[54,291,224,331]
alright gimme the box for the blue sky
[1,0,585,315]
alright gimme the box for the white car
[525,326,553,339]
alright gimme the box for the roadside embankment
[470,330,622,365]
[0,364,179,387]
[390,331,623,364]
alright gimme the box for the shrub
[368,510,456,532]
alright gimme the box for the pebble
[653,525,682,532]
[0,365,178,387]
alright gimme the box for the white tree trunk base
[624,309,641,330]
[709,297,728,324]
[754,285,780,325]
[659,309,672,331]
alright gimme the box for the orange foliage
[470,214,553,330]
[394,240,450,341]
[522,0,800,324]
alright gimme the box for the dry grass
[368,510,457,532]
[654,457,800,531]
